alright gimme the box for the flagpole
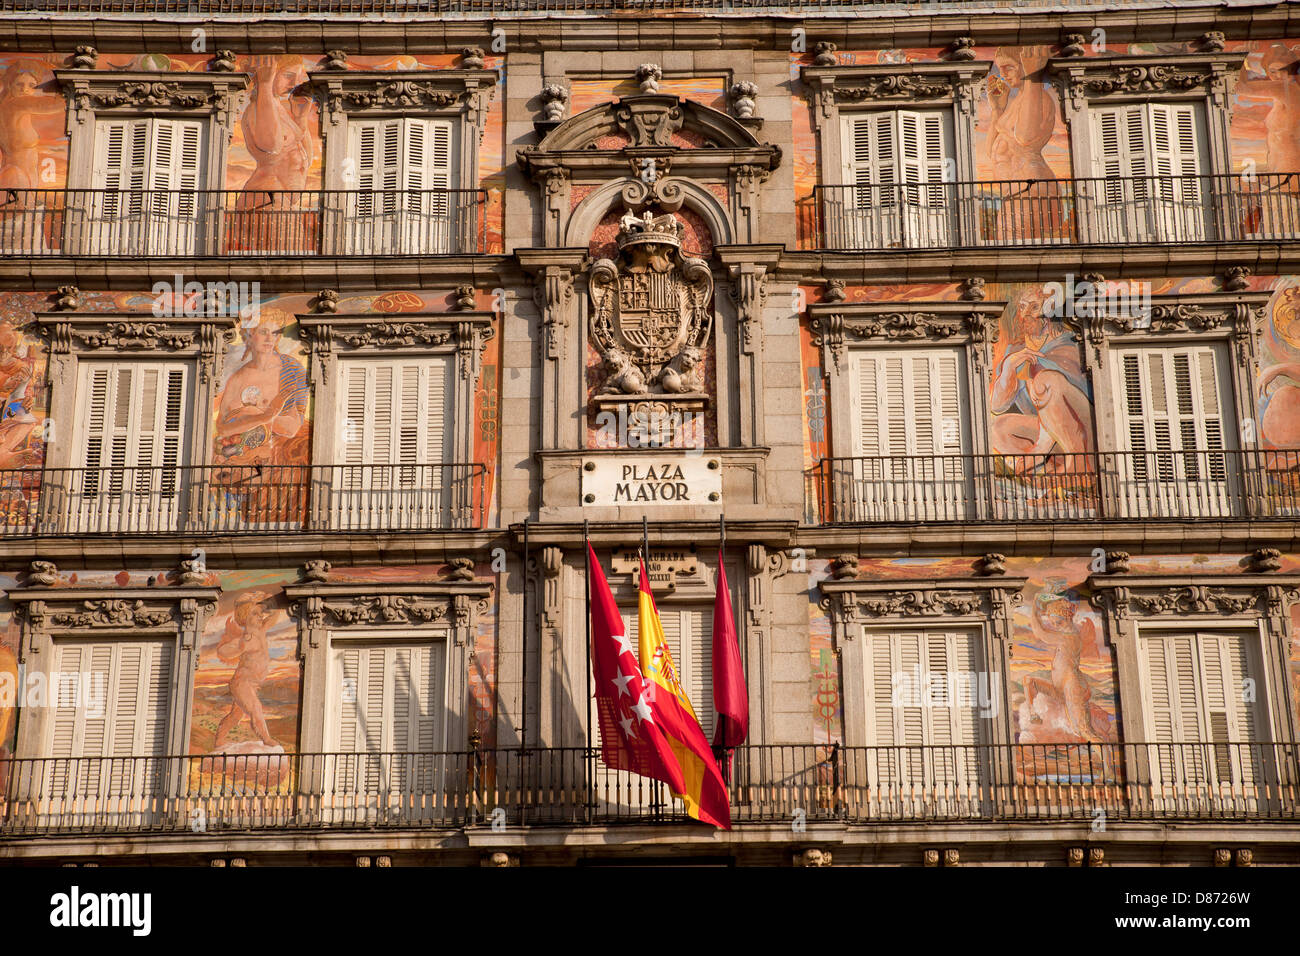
[641,513,649,569]
[584,519,593,821]
[718,512,730,786]
[520,516,528,755]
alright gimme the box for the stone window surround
[807,299,1006,464]
[818,574,1026,748]
[1046,51,1248,182]
[296,309,495,472]
[284,580,493,754]
[32,311,239,473]
[799,60,992,188]
[307,68,498,194]
[8,584,222,759]
[1088,572,1300,745]
[55,69,251,193]
[1061,290,1271,465]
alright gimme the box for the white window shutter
[853,349,966,458]
[77,362,190,491]
[332,643,444,755]
[1092,104,1148,201]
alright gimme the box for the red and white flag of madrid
[587,543,688,796]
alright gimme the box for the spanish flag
[636,558,732,829]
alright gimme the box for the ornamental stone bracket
[308,68,499,139]
[800,60,992,131]
[716,246,781,357]
[55,69,250,133]
[517,248,588,449]
[8,586,222,664]
[284,582,493,652]
[807,300,1004,375]
[1061,291,1269,371]
[819,576,1027,647]
[1046,52,1246,113]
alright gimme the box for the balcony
[0,463,488,537]
[0,742,1295,835]
[805,173,1300,251]
[0,188,489,257]
[805,449,1300,524]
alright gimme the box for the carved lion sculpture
[603,346,647,394]
[659,346,702,394]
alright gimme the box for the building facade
[0,0,1299,867]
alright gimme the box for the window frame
[1064,289,1270,519]
[1047,51,1246,186]
[1089,571,1300,750]
[808,299,1003,522]
[56,69,248,196]
[286,579,492,757]
[9,583,222,762]
[819,573,1024,750]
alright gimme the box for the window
[46,638,173,821]
[70,360,191,534]
[87,118,205,256]
[620,605,715,739]
[325,633,448,819]
[863,627,986,797]
[345,118,456,254]
[1139,628,1272,806]
[850,347,971,520]
[840,110,954,249]
[332,357,452,529]
[1112,343,1236,517]
[1088,103,1209,243]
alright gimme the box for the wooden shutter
[1143,630,1266,785]
[864,628,980,748]
[1115,345,1231,482]
[48,639,172,794]
[844,111,950,202]
[853,349,967,457]
[92,119,149,220]
[1092,104,1148,203]
[147,119,204,232]
[333,642,445,765]
[77,362,190,495]
[844,113,894,209]
[338,357,451,477]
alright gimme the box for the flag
[711,549,748,752]
[636,557,732,829]
[587,543,687,794]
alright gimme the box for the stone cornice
[1088,573,1300,623]
[801,60,991,127]
[30,311,239,360]
[283,581,492,643]
[808,299,1004,347]
[819,575,1027,640]
[55,69,249,115]
[307,67,498,116]
[1047,51,1247,108]
[298,310,495,381]
[6,585,222,661]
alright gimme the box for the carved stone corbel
[728,263,769,355]
[533,265,576,361]
[540,546,563,630]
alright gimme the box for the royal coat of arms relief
[588,210,714,445]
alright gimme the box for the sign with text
[581,454,722,507]
[610,549,700,591]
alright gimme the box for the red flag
[712,549,748,750]
[586,543,687,794]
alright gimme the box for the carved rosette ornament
[588,210,713,410]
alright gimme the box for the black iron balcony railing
[0,188,490,257]
[805,449,1300,524]
[807,173,1300,251]
[0,463,488,536]
[1,742,1295,835]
